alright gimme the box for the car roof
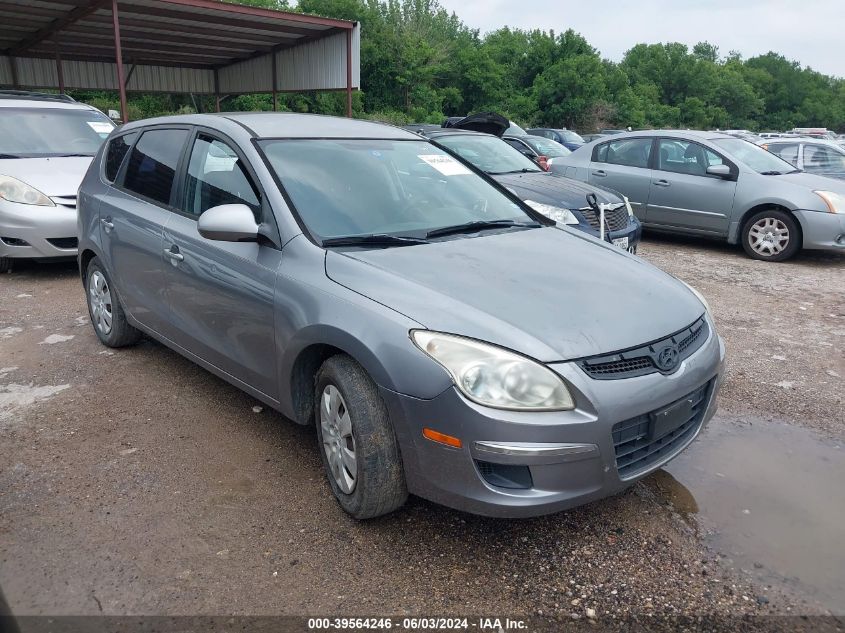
[121,112,420,140]
[585,129,735,143]
[769,137,845,150]
[0,98,99,111]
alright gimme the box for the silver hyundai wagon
[78,113,725,519]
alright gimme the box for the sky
[434,0,845,79]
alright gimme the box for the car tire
[85,257,142,348]
[0,257,11,273]
[741,209,800,262]
[315,354,407,519]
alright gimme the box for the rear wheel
[85,257,142,348]
[741,209,800,262]
[315,354,407,519]
[0,257,11,273]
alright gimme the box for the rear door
[588,137,654,220]
[100,126,190,334]
[646,138,737,234]
[160,130,281,400]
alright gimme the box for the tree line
[74,0,845,132]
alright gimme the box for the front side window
[433,134,542,175]
[803,145,845,172]
[182,135,260,219]
[503,138,533,155]
[558,130,585,144]
[712,137,796,174]
[525,137,571,158]
[104,132,138,182]
[259,139,531,241]
[767,143,799,166]
[122,129,189,205]
[598,138,652,168]
[657,139,726,176]
[0,107,114,158]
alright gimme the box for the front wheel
[315,354,407,519]
[741,209,800,262]
[0,257,11,273]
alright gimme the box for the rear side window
[604,138,653,168]
[104,132,137,182]
[122,129,189,205]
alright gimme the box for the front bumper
[572,215,642,253]
[382,322,724,518]
[794,209,845,251]
[0,198,78,260]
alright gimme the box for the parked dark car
[527,128,585,152]
[416,126,641,253]
[503,134,571,172]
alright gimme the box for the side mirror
[706,164,732,179]
[197,204,259,242]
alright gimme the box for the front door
[646,138,737,235]
[161,131,281,400]
[100,127,189,334]
[588,137,654,221]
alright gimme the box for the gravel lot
[1,234,842,624]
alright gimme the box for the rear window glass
[122,129,188,205]
[104,132,137,182]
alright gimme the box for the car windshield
[558,130,585,144]
[434,134,542,175]
[525,137,571,158]
[713,137,797,174]
[259,139,533,241]
[0,107,114,158]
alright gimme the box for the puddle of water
[651,413,845,614]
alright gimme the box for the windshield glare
[712,137,795,174]
[0,108,114,157]
[435,134,542,175]
[259,139,530,241]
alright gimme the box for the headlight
[0,175,55,206]
[680,280,712,317]
[524,199,580,225]
[411,331,575,411]
[814,190,845,214]
[623,196,634,217]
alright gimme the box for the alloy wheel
[320,384,357,494]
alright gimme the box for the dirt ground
[1,233,843,623]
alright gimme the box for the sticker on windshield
[418,154,472,176]
[87,121,114,134]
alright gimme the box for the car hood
[0,157,93,197]
[770,170,845,192]
[325,227,704,362]
[495,171,622,209]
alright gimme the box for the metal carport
[0,0,360,121]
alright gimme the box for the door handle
[654,179,671,187]
[593,170,607,177]
[100,217,114,232]
[164,248,184,263]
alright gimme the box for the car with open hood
[0,91,115,272]
[77,112,724,519]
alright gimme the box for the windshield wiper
[50,153,95,158]
[488,168,543,175]
[321,234,429,248]
[0,153,23,159]
[426,219,540,239]
[760,170,784,175]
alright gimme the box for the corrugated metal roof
[0,0,358,94]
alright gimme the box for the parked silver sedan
[763,138,845,181]
[554,130,845,261]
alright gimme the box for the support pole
[111,0,128,123]
[9,56,19,89]
[54,40,65,94]
[345,27,352,118]
[271,52,277,112]
[214,68,220,112]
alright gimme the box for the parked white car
[0,91,114,272]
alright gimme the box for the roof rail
[0,90,76,103]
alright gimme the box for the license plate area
[612,236,628,249]
[650,396,695,440]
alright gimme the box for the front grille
[46,237,78,249]
[581,204,629,231]
[612,380,712,479]
[578,317,709,380]
[51,195,77,210]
